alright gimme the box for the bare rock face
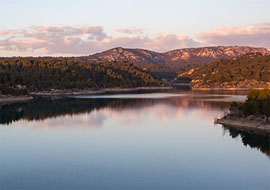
[84,46,270,71]
[163,46,270,70]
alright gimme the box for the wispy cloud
[0,23,269,56]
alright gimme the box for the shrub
[247,89,270,100]
[247,89,260,100]
[0,85,28,96]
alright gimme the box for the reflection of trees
[165,97,231,110]
[0,96,231,125]
[0,98,109,125]
[222,125,270,157]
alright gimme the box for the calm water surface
[0,91,269,189]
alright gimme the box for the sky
[0,0,269,56]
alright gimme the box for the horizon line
[0,45,269,58]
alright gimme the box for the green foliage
[0,58,163,92]
[230,89,270,117]
[183,53,270,87]
[247,89,260,100]
[230,100,270,117]
[247,89,270,100]
[241,99,270,116]
[0,85,28,95]
[145,65,177,80]
[174,77,192,83]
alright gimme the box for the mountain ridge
[85,46,270,72]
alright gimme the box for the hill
[87,47,166,66]
[84,46,269,72]
[181,53,270,88]
[1,46,268,81]
[0,58,163,94]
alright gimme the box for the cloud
[197,23,270,49]
[0,23,269,56]
[144,33,200,52]
[0,25,108,55]
[116,28,144,34]
[0,25,200,56]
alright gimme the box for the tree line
[182,53,270,88]
[0,58,163,95]
[230,89,270,117]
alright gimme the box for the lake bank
[215,117,270,134]
[215,89,270,134]
[192,87,269,91]
[0,87,173,103]
[30,87,173,96]
[0,95,33,104]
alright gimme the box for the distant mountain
[1,46,269,82]
[164,46,269,71]
[87,47,166,66]
[180,52,270,88]
[84,46,270,72]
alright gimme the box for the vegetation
[247,89,270,100]
[230,89,270,117]
[0,85,28,96]
[142,64,177,81]
[0,58,163,94]
[173,77,192,83]
[182,53,270,88]
[87,46,270,77]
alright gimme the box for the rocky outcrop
[87,47,167,67]
[215,116,270,134]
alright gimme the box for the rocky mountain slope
[164,46,269,71]
[84,46,269,72]
[87,47,166,66]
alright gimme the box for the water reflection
[1,93,269,189]
[221,125,270,157]
[0,95,233,126]
[1,94,269,157]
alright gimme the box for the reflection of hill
[166,97,231,110]
[222,125,270,157]
[0,96,232,125]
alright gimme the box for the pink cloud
[197,23,270,49]
[144,33,200,52]
[0,25,200,55]
[0,23,269,56]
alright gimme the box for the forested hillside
[0,58,163,94]
[181,53,270,88]
[1,46,268,83]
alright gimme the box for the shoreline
[0,95,33,104]
[30,87,173,96]
[0,87,172,103]
[192,87,269,91]
[215,118,270,134]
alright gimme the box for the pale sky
[0,0,269,56]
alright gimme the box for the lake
[0,91,269,189]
